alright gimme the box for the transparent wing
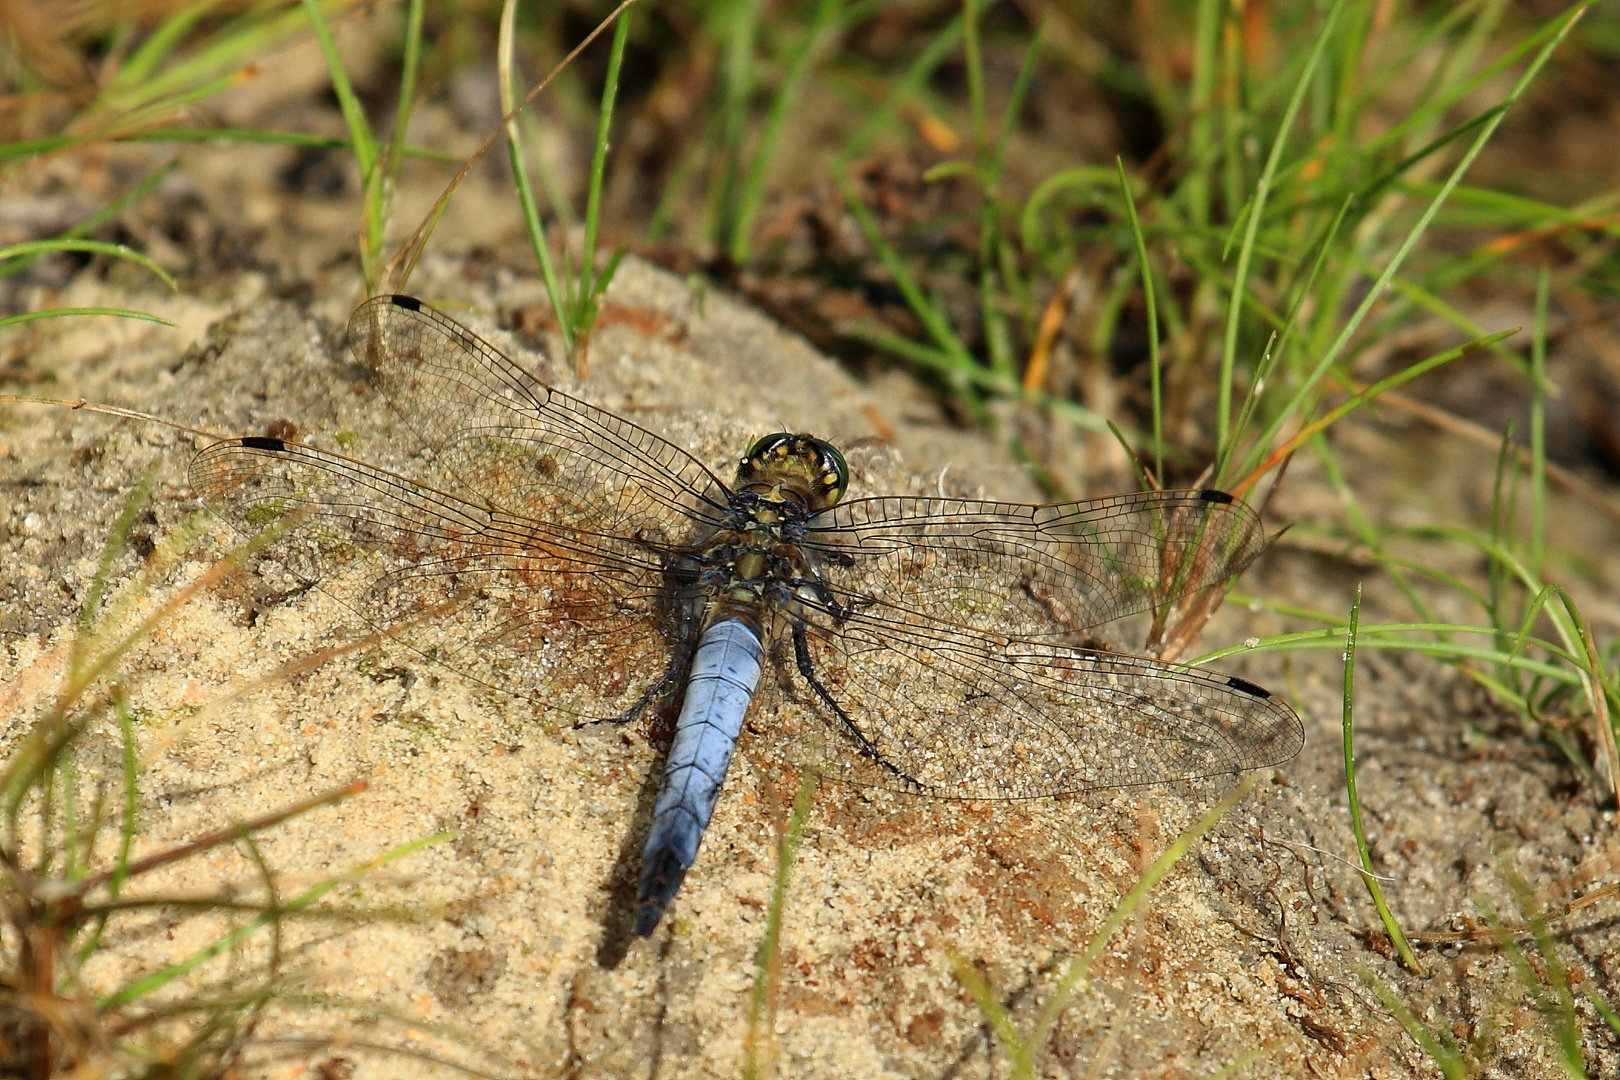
[190,436,693,722]
[347,294,731,534]
[795,604,1303,797]
[188,294,738,718]
[804,488,1264,640]
[782,487,1299,796]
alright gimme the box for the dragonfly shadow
[595,718,676,969]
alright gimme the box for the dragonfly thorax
[701,528,814,598]
[695,514,826,634]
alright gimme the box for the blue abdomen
[635,618,763,935]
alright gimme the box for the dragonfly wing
[805,489,1265,639]
[347,294,732,535]
[191,436,694,721]
[781,487,1299,796]
[794,601,1303,797]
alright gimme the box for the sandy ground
[4,249,1620,1079]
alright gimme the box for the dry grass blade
[1406,882,1620,945]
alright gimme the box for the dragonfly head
[737,433,849,512]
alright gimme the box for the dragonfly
[190,294,1304,936]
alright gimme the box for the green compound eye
[743,432,794,467]
[815,440,849,505]
[738,433,848,507]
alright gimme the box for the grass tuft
[0,475,458,1078]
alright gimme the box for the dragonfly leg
[791,622,921,790]
[571,645,690,729]
[581,564,704,729]
[797,577,850,625]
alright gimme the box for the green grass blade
[1357,104,1508,207]
[0,163,176,281]
[1487,420,1518,653]
[2,713,82,842]
[835,10,966,168]
[575,6,633,326]
[1195,624,1583,685]
[1118,159,1162,483]
[91,3,312,118]
[977,208,1014,378]
[1217,6,1242,245]
[647,119,713,242]
[108,0,221,93]
[730,0,843,262]
[1503,864,1585,1074]
[1203,1046,1270,1080]
[109,66,261,130]
[1475,894,1586,1078]
[715,0,762,259]
[0,239,177,291]
[961,0,988,162]
[858,326,1116,435]
[300,0,376,179]
[60,753,82,882]
[1342,587,1424,973]
[1530,266,1549,578]
[58,511,261,718]
[1235,328,1514,497]
[986,15,1043,186]
[1368,2,1567,157]
[1251,2,1588,465]
[73,689,142,965]
[1412,182,1620,232]
[500,0,573,353]
[1563,592,1620,800]
[742,768,816,1080]
[72,468,159,681]
[1183,0,1221,231]
[837,173,977,372]
[948,954,1030,1073]
[113,693,140,900]
[1019,166,1119,253]
[1025,777,1258,1063]
[1589,991,1620,1038]
[1363,974,1469,1080]
[0,308,177,330]
[383,0,425,196]
[1225,330,1284,480]
[99,829,450,1010]
[1377,270,1528,376]
[362,0,426,282]
[299,0,380,284]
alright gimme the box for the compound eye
[744,432,795,467]
[816,441,849,505]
